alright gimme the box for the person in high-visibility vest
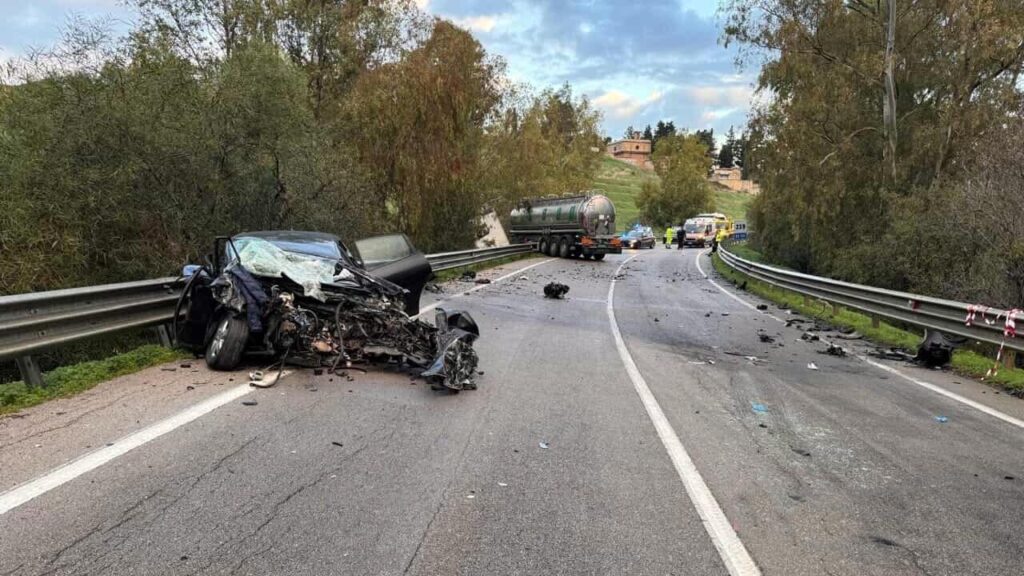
[711,227,727,253]
[664,226,674,249]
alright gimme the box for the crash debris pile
[543,282,570,299]
[178,238,480,391]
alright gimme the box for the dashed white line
[699,249,1024,431]
[608,254,762,576]
[0,374,289,516]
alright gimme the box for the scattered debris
[791,447,811,457]
[160,367,177,372]
[543,282,571,299]
[751,403,768,414]
[801,332,820,342]
[498,482,508,487]
[834,331,863,340]
[539,441,550,449]
[871,537,898,547]
[1006,476,1016,481]
[424,283,444,294]
[756,304,768,311]
[653,317,660,323]
[180,362,192,368]
[460,270,477,281]
[721,312,730,317]
[822,343,847,357]
[758,332,775,344]
[934,415,948,423]
[474,278,492,284]
[758,423,768,429]
[241,400,258,406]
[807,362,819,370]
[331,441,344,447]
[871,348,917,362]
[705,312,712,317]
[186,385,195,391]
[739,280,748,290]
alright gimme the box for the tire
[558,237,570,258]
[593,253,606,261]
[547,239,559,257]
[205,313,249,371]
[538,238,548,255]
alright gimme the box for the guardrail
[426,243,535,272]
[718,244,1023,354]
[1,243,538,386]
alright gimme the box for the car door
[351,234,431,315]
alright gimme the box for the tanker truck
[509,192,623,260]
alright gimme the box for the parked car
[620,225,656,249]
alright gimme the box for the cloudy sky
[0,0,753,141]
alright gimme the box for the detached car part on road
[174,231,481,391]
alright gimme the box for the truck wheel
[205,313,249,371]
[547,240,559,257]
[558,237,570,258]
[593,253,606,261]
[538,238,548,255]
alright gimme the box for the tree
[636,134,713,227]
[724,0,1024,280]
[718,126,738,168]
[642,124,653,141]
[694,128,715,159]
[623,125,636,139]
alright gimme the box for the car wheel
[205,313,249,371]
[558,237,570,258]
[593,253,606,261]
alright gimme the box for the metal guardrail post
[15,356,44,388]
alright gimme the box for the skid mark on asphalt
[698,250,1024,432]
[609,253,762,576]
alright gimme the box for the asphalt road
[2,248,1023,575]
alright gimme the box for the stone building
[606,137,653,169]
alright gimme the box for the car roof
[236,230,342,244]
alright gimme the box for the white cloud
[452,15,499,32]
[687,85,753,108]
[593,89,664,120]
[414,0,430,9]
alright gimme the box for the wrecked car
[173,231,480,391]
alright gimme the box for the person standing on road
[711,226,727,253]
[664,226,674,249]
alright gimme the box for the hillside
[591,157,753,230]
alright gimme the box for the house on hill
[606,136,653,170]
[709,165,760,195]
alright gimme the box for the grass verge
[712,250,1024,395]
[0,345,188,416]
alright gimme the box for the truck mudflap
[581,235,623,255]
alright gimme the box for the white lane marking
[859,356,1024,430]
[608,254,761,576]
[695,250,785,323]
[0,373,290,516]
[415,258,555,319]
[700,250,1024,431]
